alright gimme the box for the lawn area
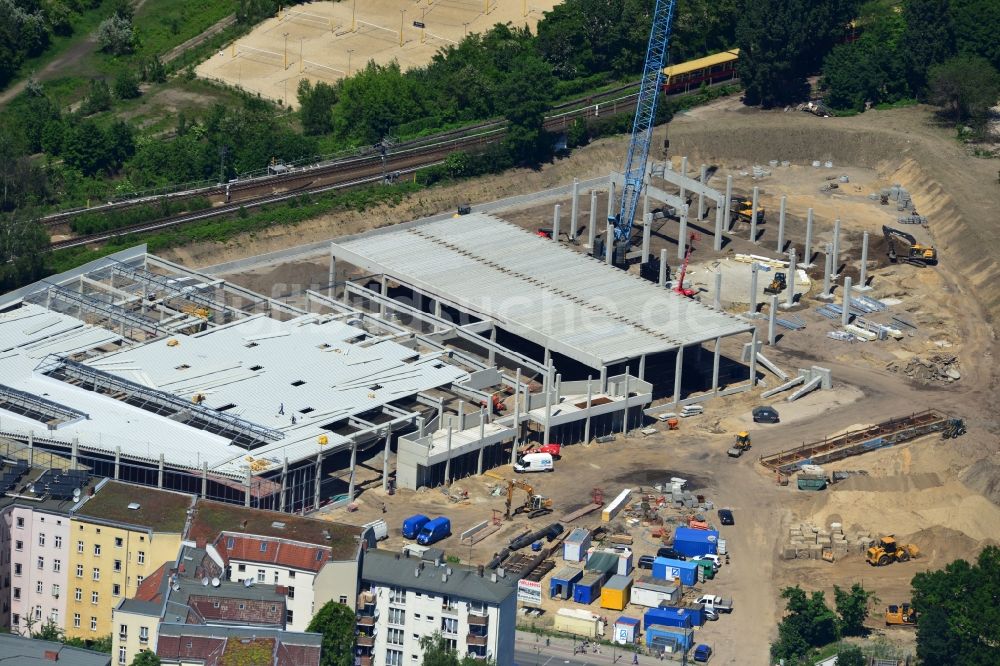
[133,0,240,60]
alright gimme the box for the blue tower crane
[611,0,678,252]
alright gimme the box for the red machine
[674,232,699,298]
[521,443,562,459]
[480,393,506,414]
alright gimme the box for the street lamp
[347,49,354,76]
[463,21,470,36]
[399,9,406,47]
[283,32,289,70]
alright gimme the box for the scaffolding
[0,383,89,427]
[108,263,245,323]
[36,355,285,450]
[33,283,168,338]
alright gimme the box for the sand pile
[833,472,942,492]
[898,526,983,563]
[960,459,1000,507]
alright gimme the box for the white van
[513,452,554,473]
[362,519,388,541]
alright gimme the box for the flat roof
[332,214,752,367]
[0,634,111,665]
[74,480,192,532]
[362,549,516,605]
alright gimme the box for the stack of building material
[782,522,872,560]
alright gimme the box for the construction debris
[886,354,961,383]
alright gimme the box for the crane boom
[613,0,678,244]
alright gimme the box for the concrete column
[748,263,759,315]
[71,437,78,468]
[569,178,579,240]
[842,276,853,326]
[749,328,759,387]
[583,376,593,444]
[621,371,631,435]
[750,186,760,243]
[638,354,646,381]
[832,218,842,277]
[777,196,786,252]
[382,424,392,492]
[803,208,814,266]
[659,249,668,287]
[784,248,797,309]
[821,243,834,299]
[607,180,616,219]
[488,325,497,365]
[113,446,120,480]
[511,368,521,465]
[443,427,452,484]
[157,453,164,489]
[672,346,684,407]
[677,210,688,261]
[418,416,426,438]
[542,368,553,445]
[543,347,551,370]
[714,271,722,311]
[347,441,357,500]
[642,213,652,260]
[244,472,252,508]
[205,462,211,501]
[552,204,561,241]
[588,191,597,248]
[457,400,465,431]
[768,295,778,345]
[724,175,733,231]
[476,408,486,475]
[858,231,871,290]
[698,164,708,219]
[600,366,608,392]
[605,221,614,265]
[712,337,722,393]
[379,275,388,316]
[328,244,336,298]
[713,202,724,251]
[679,157,688,201]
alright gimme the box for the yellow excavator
[731,196,765,224]
[883,225,937,267]
[866,535,920,566]
[885,602,918,626]
[505,480,553,520]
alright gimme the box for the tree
[770,586,840,663]
[97,13,136,56]
[928,56,1000,124]
[131,650,161,666]
[418,633,492,666]
[836,646,865,666]
[901,0,955,94]
[499,52,554,166]
[951,0,1000,71]
[89,635,113,653]
[30,619,63,641]
[114,71,140,100]
[297,80,337,135]
[736,0,810,107]
[81,78,112,115]
[834,583,876,636]
[0,216,50,293]
[306,601,354,666]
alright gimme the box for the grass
[133,0,239,60]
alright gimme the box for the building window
[37,556,44,570]
[339,595,348,605]
[137,551,145,565]
[238,603,245,610]
[118,646,127,665]
[389,587,406,604]
[115,537,123,548]
[38,534,45,547]
[119,624,127,640]
[35,581,43,594]
[12,587,20,601]
[35,607,42,621]
[260,542,268,552]
[226,536,235,549]
[112,584,121,597]
[388,628,404,645]
[50,609,58,624]
[52,584,59,598]
[286,609,294,625]
[76,564,83,578]
[73,613,80,628]
[90,617,97,631]
[114,560,122,573]
[14,563,21,576]
[14,540,22,551]
[75,588,82,602]
[213,601,220,608]
[136,575,144,586]
[256,569,265,583]
[53,559,61,573]
[388,608,405,625]
[237,564,245,572]
[92,568,100,582]
[386,649,403,666]
[54,536,62,549]
[442,617,458,635]
[287,586,295,600]
[445,638,457,652]
[91,591,99,604]
[139,626,149,643]
[93,544,101,557]
[288,571,295,579]
[15,517,24,528]
[77,541,84,554]
[12,614,19,626]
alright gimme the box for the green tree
[89,635,113,653]
[499,52,554,166]
[928,55,1000,124]
[834,583,876,636]
[97,13,136,56]
[131,649,161,666]
[736,0,810,107]
[901,0,955,94]
[81,78,113,115]
[836,646,865,666]
[297,80,337,135]
[951,0,1000,70]
[0,215,50,292]
[418,633,492,666]
[30,619,63,641]
[306,601,354,666]
[114,71,140,100]
[770,586,840,663]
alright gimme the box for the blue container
[573,573,603,604]
[645,624,694,651]
[531,541,543,552]
[549,568,583,599]
[402,514,430,540]
[671,527,719,558]
[643,607,701,629]
[651,557,698,586]
[416,517,451,545]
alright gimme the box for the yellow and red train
[662,48,741,95]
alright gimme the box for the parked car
[638,555,655,570]
[416,517,451,545]
[657,547,686,561]
[704,609,719,621]
[693,644,713,662]
[718,508,735,526]
[402,514,430,540]
[513,452,554,473]
[752,405,780,423]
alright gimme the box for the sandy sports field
[196,0,563,107]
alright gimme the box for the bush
[114,71,140,100]
[97,14,136,55]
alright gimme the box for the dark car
[752,405,780,424]
[657,547,686,561]
[638,555,655,570]
[718,508,735,526]
[693,644,713,662]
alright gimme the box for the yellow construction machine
[727,432,752,458]
[883,225,937,266]
[731,196,765,224]
[505,480,553,520]
[866,535,919,566]
[885,602,918,626]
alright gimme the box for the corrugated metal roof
[334,214,752,366]
[664,49,740,78]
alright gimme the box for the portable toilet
[613,617,640,645]
[549,567,584,600]
[573,572,604,604]
[652,557,698,586]
[564,528,591,562]
[600,574,633,611]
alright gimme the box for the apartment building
[66,480,193,640]
[359,548,517,666]
[186,500,369,632]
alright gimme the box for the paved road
[514,632,655,666]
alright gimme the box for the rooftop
[155,624,321,666]
[74,480,193,532]
[189,500,364,560]
[332,214,753,367]
[362,549,516,606]
[0,634,111,666]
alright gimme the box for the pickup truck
[696,594,733,613]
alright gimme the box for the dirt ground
[183,98,1000,664]
[195,0,563,107]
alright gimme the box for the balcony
[466,634,488,648]
[357,591,375,607]
[357,615,375,628]
[356,635,375,648]
[467,612,488,627]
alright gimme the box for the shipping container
[630,577,682,608]
[550,567,584,600]
[554,608,602,638]
[644,606,703,629]
[652,557,698,586]
[645,624,694,652]
[672,527,720,558]
[613,617,640,644]
[600,574,633,611]
[573,572,604,604]
[602,488,633,522]
[564,528,592,562]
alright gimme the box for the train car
[663,48,740,95]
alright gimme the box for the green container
[694,560,715,580]
[797,475,827,491]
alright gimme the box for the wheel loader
[885,602,918,626]
[763,272,786,295]
[866,535,919,566]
